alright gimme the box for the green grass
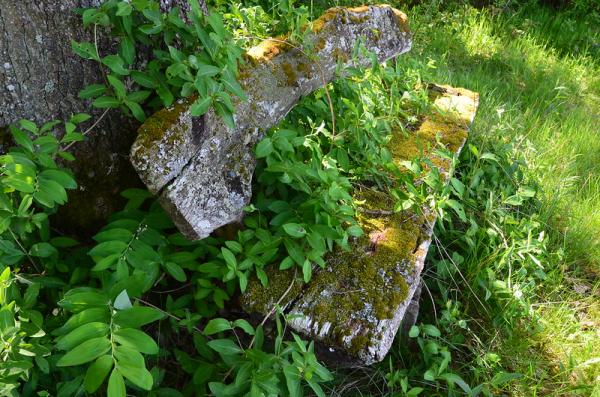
[388,2,600,395]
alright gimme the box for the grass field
[388,2,600,395]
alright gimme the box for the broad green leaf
[131,71,157,88]
[207,339,242,356]
[127,90,151,103]
[107,74,127,99]
[71,40,99,61]
[38,178,67,205]
[56,322,110,351]
[114,328,158,354]
[102,55,129,75]
[59,291,110,313]
[221,247,236,270]
[84,355,114,393]
[283,223,306,238]
[422,324,441,338]
[117,361,154,390]
[35,356,49,374]
[307,379,326,397]
[94,228,133,243]
[190,97,212,116]
[255,138,273,158]
[408,325,420,338]
[116,2,133,17]
[108,368,126,397]
[283,365,301,397]
[79,84,107,99]
[93,96,121,108]
[238,271,248,292]
[279,256,294,270]
[29,242,57,258]
[125,100,146,122]
[203,318,231,336]
[92,254,120,271]
[53,307,110,336]
[232,319,255,335]
[70,113,91,124]
[39,169,77,189]
[346,225,363,237]
[164,261,186,282]
[19,119,38,134]
[113,306,165,328]
[56,336,111,366]
[196,64,221,77]
[88,241,128,258]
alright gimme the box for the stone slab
[130,5,413,239]
[241,85,479,365]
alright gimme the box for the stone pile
[130,4,412,239]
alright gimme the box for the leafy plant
[73,0,245,126]
[0,267,50,396]
[54,289,164,396]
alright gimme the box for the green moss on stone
[282,62,298,86]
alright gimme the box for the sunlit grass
[393,2,600,394]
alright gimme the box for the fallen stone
[241,85,479,365]
[130,5,412,239]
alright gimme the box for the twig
[247,269,297,350]
[152,282,193,294]
[9,229,41,273]
[358,207,395,216]
[135,297,204,334]
[421,278,438,324]
[62,108,110,152]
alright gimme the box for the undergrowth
[0,0,598,396]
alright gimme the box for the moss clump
[349,334,372,355]
[296,62,312,78]
[241,266,303,314]
[311,8,342,33]
[135,99,190,151]
[332,48,349,63]
[298,188,420,352]
[388,108,468,172]
[281,62,298,86]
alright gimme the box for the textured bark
[0,0,186,234]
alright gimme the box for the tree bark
[0,0,186,235]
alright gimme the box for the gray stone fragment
[130,5,413,239]
[241,85,480,365]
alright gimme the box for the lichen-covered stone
[131,4,413,239]
[241,85,480,365]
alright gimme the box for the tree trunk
[0,0,186,235]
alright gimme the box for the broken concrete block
[130,5,413,239]
[241,85,480,365]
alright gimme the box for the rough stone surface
[0,0,188,234]
[241,85,480,365]
[130,4,413,239]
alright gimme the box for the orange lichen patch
[391,8,410,32]
[246,37,290,63]
[347,5,371,13]
[311,7,342,33]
